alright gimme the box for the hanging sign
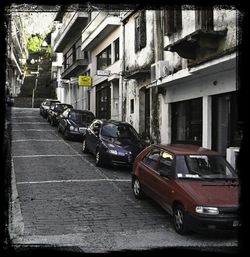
[78,76,92,87]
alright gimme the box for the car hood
[176,180,240,206]
[104,138,143,154]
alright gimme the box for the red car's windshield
[175,155,238,180]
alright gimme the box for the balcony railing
[53,11,88,52]
[61,46,88,79]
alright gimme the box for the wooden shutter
[135,16,140,52]
[196,7,214,31]
[165,9,174,36]
[174,7,182,32]
[139,10,147,49]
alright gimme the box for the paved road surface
[8,107,239,254]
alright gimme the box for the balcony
[61,48,88,79]
[164,29,228,60]
[53,11,89,52]
[81,12,121,51]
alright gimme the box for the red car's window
[142,148,161,169]
[157,151,174,173]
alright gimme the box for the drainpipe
[151,10,163,143]
[121,19,126,121]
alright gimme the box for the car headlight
[108,149,118,155]
[69,126,78,132]
[195,206,219,215]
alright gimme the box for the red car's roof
[153,144,219,155]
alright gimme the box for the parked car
[40,99,61,118]
[82,119,146,167]
[47,103,73,126]
[131,144,240,235]
[58,109,95,141]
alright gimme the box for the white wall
[89,25,122,118]
[124,11,154,70]
[160,63,236,145]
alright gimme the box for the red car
[131,144,240,235]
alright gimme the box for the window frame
[97,45,112,70]
[114,38,120,62]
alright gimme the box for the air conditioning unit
[226,147,240,170]
[151,60,173,82]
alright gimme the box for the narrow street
[8,107,239,253]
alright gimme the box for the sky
[20,11,57,36]
[9,4,58,37]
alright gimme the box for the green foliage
[27,33,50,55]
[27,35,43,53]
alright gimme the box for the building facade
[159,8,240,165]
[52,6,90,109]
[51,6,240,167]
[81,10,122,120]
[5,11,28,96]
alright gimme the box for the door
[96,82,111,119]
[153,150,175,214]
[138,147,161,199]
[212,92,240,156]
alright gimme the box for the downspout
[121,19,126,121]
[152,10,163,143]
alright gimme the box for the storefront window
[171,98,202,145]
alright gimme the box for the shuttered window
[135,10,147,52]
[164,7,182,36]
[196,7,214,31]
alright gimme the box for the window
[195,7,214,31]
[157,151,174,174]
[164,7,182,36]
[114,38,119,62]
[142,148,161,169]
[172,98,202,145]
[135,10,147,52]
[97,45,111,70]
[130,99,134,114]
[63,48,73,70]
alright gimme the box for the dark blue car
[82,119,146,167]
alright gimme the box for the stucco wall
[124,11,155,71]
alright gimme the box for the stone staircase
[15,58,56,108]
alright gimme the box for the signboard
[78,76,92,87]
[97,70,111,76]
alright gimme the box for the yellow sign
[78,76,92,87]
